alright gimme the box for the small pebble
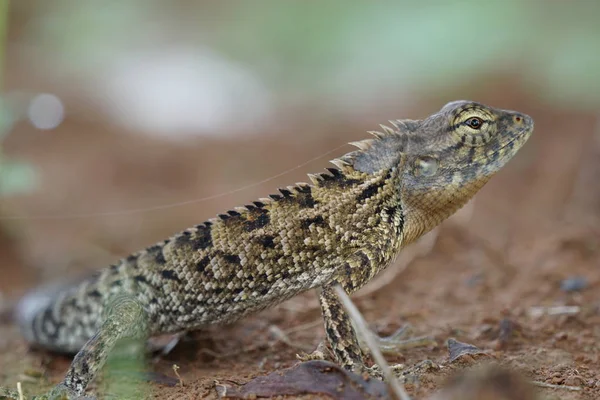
[560,276,588,292]
[553,331,568,341]
[564,375,584,387]
[550,376,564,384]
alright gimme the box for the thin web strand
[0,144,348,221]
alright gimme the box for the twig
[531,380,581,391]
[333,285,411,400]
[172,364,183,387]
[528,306,580,318]
[16,382,23,400]
[214,380,227,397]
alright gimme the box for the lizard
[0,100,533,399]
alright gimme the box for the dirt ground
[1,89,599,399]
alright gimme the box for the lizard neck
[399,174,491,246]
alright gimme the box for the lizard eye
[464,117,483,130]
[414,157,439,177]
[452,108,496,147]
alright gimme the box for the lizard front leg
[318,285,434,382]
[314,250,435,379]
[318,285,368,374]
[58,294,148,397]
[315,247,383,375]
[7,295,149,400]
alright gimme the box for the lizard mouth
[496,125,533,153]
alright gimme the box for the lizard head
[396,100,533,243]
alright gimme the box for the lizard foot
[366,359,439,385]
[0,386,20,400]
[296,341,329,362]
[0,382,87,400]
[364,363,406,380]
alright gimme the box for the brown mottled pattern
[9,100,533,398]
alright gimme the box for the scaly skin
[2,100,533,399]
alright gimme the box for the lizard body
[8,101,533,398]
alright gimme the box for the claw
[296,341,328,362]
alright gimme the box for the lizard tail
[15,278,102,354]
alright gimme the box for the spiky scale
[308,173,322,185]
[379,124,395,134]
[330,158,350,170]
